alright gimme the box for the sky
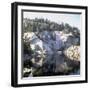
[23,11,81,29]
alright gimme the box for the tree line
[23,18,80,37]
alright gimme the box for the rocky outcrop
[64,45,80,61]
[23,30,80,77]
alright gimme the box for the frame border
[11,2,88,87]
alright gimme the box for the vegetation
[23,18,80,35]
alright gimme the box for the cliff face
[23,30,79,53]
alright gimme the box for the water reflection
[42,53,80,76]
[23,52,80,77]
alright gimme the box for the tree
[60,23,64,31]
[64,23,72,33]
[72,27,80,37]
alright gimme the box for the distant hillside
[23,18,80,37]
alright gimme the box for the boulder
[64,45,80,61]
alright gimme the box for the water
[23,52,80,77]
[41,53,80,76]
